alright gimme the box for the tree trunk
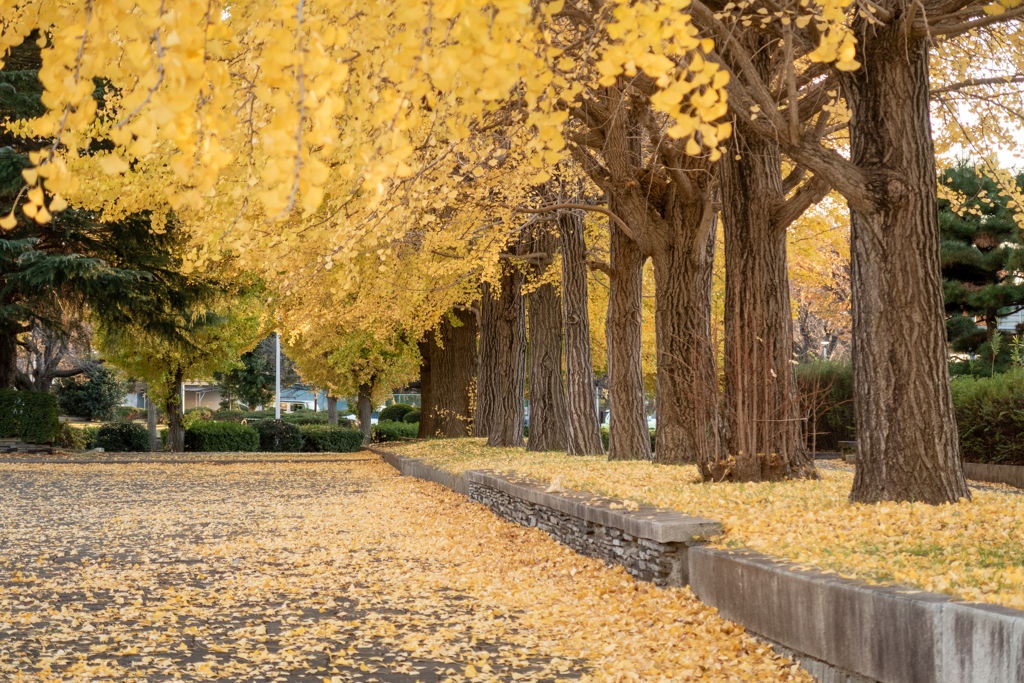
[417,336,436,439]
[842,23,969,504]
[527,228,569,452]
[606,216,652,461]
[560,210,605,456]
[718,125,816,481]
[429,309,478,437]
[327,395,338,425]
[147,394,159,451]
[357,383,373,444]
[474,283,496,439]
[168,370,185,452]
[0,332,18,390]
[480,263,526,447]
[648,202,718,466]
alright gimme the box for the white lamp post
[275,331,282,419]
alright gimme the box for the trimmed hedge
[250,419,305,452]
[378,403,415,423]
[951,370,1024,465]
[0,390,61,444]
[403,409,421,424]
[373,420,418,442]
[796,360,855,451]
[95,421,151,452]
[301,425,364,453]
[184,421,259,452]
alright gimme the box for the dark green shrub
[54,366,129,420]
[81,426,99,449]
[372,420,418,442]
[0,390,61,443]
[251,419,304,452]
[58,421,85,449]
[796,360,855,451]
[95,421,151,452]
[378,403,415,423]
[115,406,144,420]
[402,409,421,424]
[212,409,247,421]
[951,370,1024,464]
[301,425,364,452]
[184,421,259,452]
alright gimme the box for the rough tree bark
[526,227,569,452]
[147,394,159,452]
[717,38,822,481]
[357,383,373,444]
[167,370,185,452]
[560,210,605,456]
[840,22,970,503]
[570,87,717,464]
[721,142,811,480]
[428,309,478,437]
[0,332,19,390]
[474,284,496,439]
[417,336,436,439]
[645,202,718,466]
[327,395,338,426]
[478,262,527,447]
[605,214,652,461]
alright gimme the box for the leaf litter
[0,460,811,682]
[390,439,1024,610]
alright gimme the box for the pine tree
[0,34,221,389]
[939,161,1024,376]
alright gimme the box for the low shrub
[0,390,61,444]
[115,406,144,420]
[402,410,421,424]
[184,421,259,452]
[58,421,85,449]
[378,403,415,423]
[212,409,248,421]
[95,421,151,452]
[301,425,364,452]
[250,419,305,452]
[80,426,99,449]
[796,360,855,451]
[373,420,418,442]
[951,370,1024,465]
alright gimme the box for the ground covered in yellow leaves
[388,439,1024,611]
[0,459,810,682]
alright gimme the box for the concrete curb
[963,462,1024,489]
[374,447,1024,683]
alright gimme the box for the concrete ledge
[368,447,469,495]
[963,462,1024,489]
[465,469,721,544]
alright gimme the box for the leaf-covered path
[0,459,811,682]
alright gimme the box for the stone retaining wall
[963,462,1024,489]
[468,480,692,587]
[0,438,53,455]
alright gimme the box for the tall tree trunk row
[560,210,605,456]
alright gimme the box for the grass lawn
[387,438,1024,611]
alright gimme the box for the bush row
[372,419,418,442]
[0,390,61,444]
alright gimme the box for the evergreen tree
[0,34,220,389]
[939,161,1024,376]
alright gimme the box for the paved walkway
[0,458,811,682]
